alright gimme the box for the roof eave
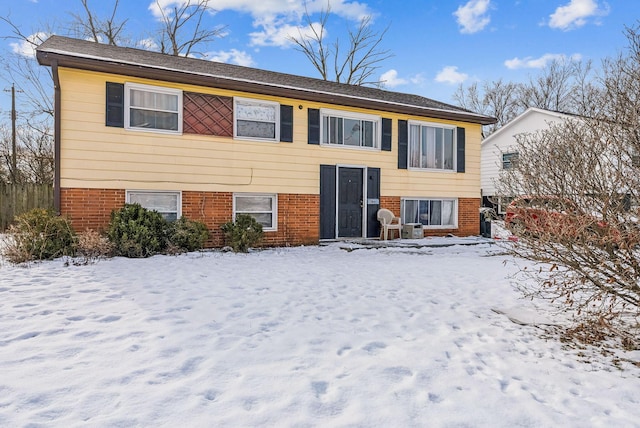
[36,49,497,126]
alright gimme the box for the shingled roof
[36,35,495,125]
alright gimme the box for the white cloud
[379,70,425,88]
[548,0,609,31]
[249,18,322,48]
[149,1,198,20]
[157,0,374,48]
[207,49,255,67]
[434,66,468,84]
[380,69,407,87]
[504,53,582,69]
[137,38,161,52]
[206,0,372,22]
[453,0,492,34]
[10,32,49,58]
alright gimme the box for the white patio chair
[377,208,402,240]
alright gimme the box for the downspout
[51,59,61,214]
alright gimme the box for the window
[126,191,181,221]
[402,198,457,228]
[234,193,277,231]
[321,109,380,149]
[125,83,182,133]
[502,152,519,170]
[631,148,640,167]
[408,122,455,170]
[234,98,279,141]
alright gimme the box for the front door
[338,167,364,237]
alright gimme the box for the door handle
[360,200,364,208]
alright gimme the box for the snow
[1,236,639,427]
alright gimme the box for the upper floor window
[234,98,280,141]
[321,109,380,149]
[408,122,455,170]
[502,152,519,170]
[125,83,182,133]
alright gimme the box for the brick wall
[457,198,481,236]
[60,188,125,232]
[181,191,319,247]
[379,196,480,238]
[60,187,479,246]
[61,188,320,248]
[181,191,233,247]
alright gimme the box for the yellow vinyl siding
[58,68,481,198]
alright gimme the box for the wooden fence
[0,183,54,230]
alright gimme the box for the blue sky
[0,0,639,115]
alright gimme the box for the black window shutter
[457,127,466,173]
[319,165,336,239]
[280,104,293,142]
[308,108,320,145]
[381,118,392,151]
[106,82,124,128]
[366,167,381,238]
[398,120,408,169]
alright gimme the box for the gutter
[51,59,61,214]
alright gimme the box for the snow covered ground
[1,235,639,427]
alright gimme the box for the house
[36,35,495,247]
[481,107,571,214]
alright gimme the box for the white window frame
[401,197,458,229]
[233,193,278,231]
[502,152,519,170]
[126,190,182,221]
[124,83,182,134]
[407,120,456,171]
[234,97,280,142]
[320,108,381,150]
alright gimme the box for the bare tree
[288,3,392,86]
[68,0,128,45]
[153,0,226,57]
[453,79,520,135]
[0,122,53,184]
[454,58,595,136]
[0,20,53,118]
[516,58,587,113]
[495,24,640,348]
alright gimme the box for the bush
[107,203,170,258]
[220,214,264,253]
[168,217,209,252]
[75,230,114,264]
[3,208,76,263]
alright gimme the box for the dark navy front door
[338,167,363,237]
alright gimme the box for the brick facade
[60,188,478,247]
[378,196,480,238]
[181,191,319,247]
[60,188,125,232]
[60,188,320,248]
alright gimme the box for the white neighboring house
[481,107,572,214]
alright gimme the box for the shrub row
[2,204,264,264]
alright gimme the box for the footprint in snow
[312,381,328,398]
[337,345,351,356]
[98,315,121,323]
[203,389,220,401]
[362,341,387,354]
[382,366,413,382]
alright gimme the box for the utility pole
[10,84,16,182]
[4,84,19,182]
